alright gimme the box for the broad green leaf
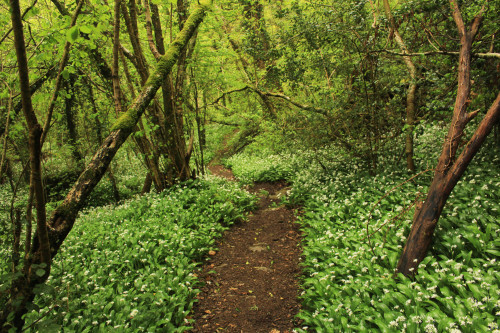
[80,25,92,34]
[66,25,80,43]
[62,69,69,80]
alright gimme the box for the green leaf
[66,25,80,43]
[35,268,45,277]
[62,69,69,80]
[80,25,92,34]
[468,283,483,299]
[485,249,500,256]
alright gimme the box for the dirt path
[190,166,302,333]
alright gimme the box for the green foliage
[1,0,499,330]
[226,122,500,332]
[19,177,256,331]
[66,26,80,44]
[224,153,293,184]
[290,126,499,332]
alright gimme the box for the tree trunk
[0,4,208,329]
[63,76,84,170]
[383,0,416,172]
[161,1,198,183]
[6,0,51,329]
[141,172,153,194]
[116,0,168,191]
[396,1,499,277]
[107,165,121,202]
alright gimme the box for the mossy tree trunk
[396,1,500,277]
[162,0,196,183]
[120,0,167,191]
[0,4,208,330]
[120,0,196,186]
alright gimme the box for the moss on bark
[111,3,209,132]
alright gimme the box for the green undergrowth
[18,177,256,332]
[0,148,145,251]
[226,123,500,332]
[224,153,294,184]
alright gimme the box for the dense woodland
[0,0,499,331]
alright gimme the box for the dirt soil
[190,166,302,333]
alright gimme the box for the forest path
[190,166,302,333]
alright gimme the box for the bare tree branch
[380,50,500,59]
[208,86,329,116]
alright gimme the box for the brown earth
[189,166,302,333]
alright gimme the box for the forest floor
[190,165,302,333]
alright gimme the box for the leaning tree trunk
[396,1,500,277]
[0,4,208,330]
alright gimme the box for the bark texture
[396,1,500,277]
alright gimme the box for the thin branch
[470,2,487,38]
[207,86,329,116]
[208,86,252,106]
[10,65,58,120]
[143,0,161,60]
[119,44,138,69]
[208,118,241,126]
[0,0,39,46]
[263,90,328,116]
[379,49,500,59]
[40,0,85,146]
[0,83,13,180]
[50,0,70,16]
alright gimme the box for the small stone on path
[249,243,268,252]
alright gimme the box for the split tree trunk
[1,4,208,330]
[396,1,500,277]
